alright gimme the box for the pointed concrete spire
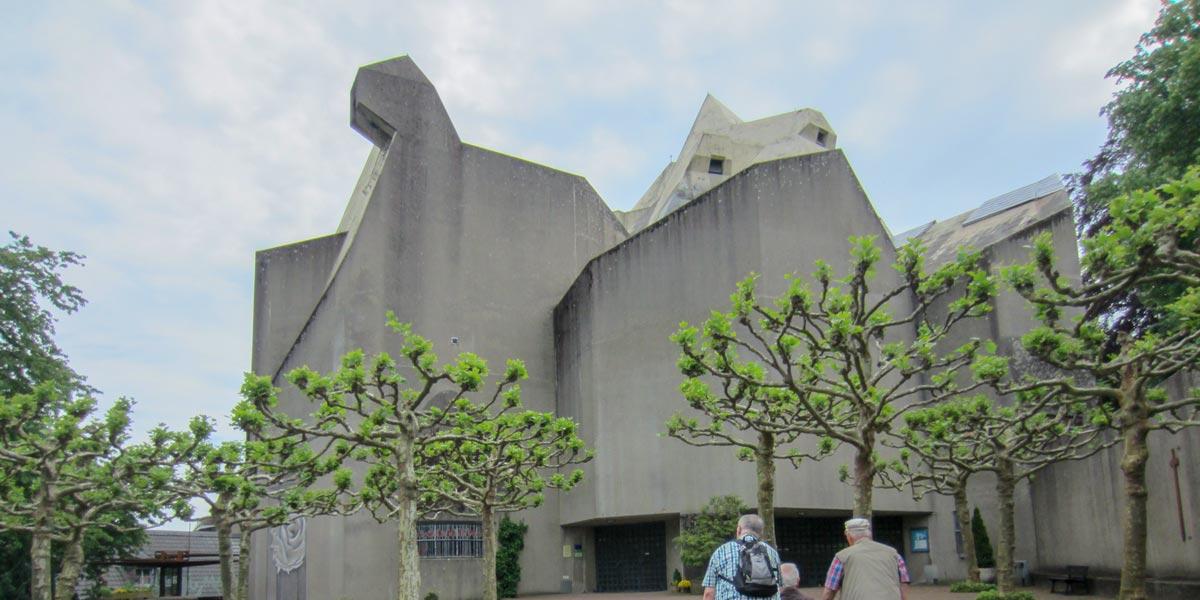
[690,94,742,134]
[351,54,459,149]
[360,55,433,85]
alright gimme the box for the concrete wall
[554,150,958,587]
[251,233,346,376]
[1030,379,1200,579]
[250,56,626,600]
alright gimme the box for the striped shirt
[702,535,782,600]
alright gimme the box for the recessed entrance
[775,515,905,587]
[594,521,667,592]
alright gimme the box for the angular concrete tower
[616,95,837,232]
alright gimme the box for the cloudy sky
[1,0,1159,447]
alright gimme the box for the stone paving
[536,585,1109,599]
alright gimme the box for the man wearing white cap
[820,517,910,600]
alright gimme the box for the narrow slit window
[708,157,725,175]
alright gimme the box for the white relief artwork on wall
[271,517,306,574]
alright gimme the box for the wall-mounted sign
[910,527,930,554]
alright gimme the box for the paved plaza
[539,585,1108,599]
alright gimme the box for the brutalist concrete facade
[250,56,1199,599]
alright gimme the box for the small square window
[708,157,724,175]
[815,129,828,147]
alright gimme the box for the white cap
[844,517,871,532]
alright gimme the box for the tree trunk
[954,483,979,583]
[52,532,86,600]
[216,514,234,600]
[236,528,252,600]
[994,460,1017,594]
[852,443,874,519]
[756,431,776,545]
[30,532,52,600]
[482,506,498,600]
[395,490,421,600]
[1118,388,1150,600]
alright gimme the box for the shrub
[423,594,438,600]
[972,508,996,569]
[950,581,995,593]
[673,568,682,584]
[676,495,749,567]
[975,591,1035,600]
[497,516,528,598]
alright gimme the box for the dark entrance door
[594,522,667,592]
[775,515,905,587]
[159,566,182,596]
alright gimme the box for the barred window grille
[417,521,483,558]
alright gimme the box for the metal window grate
[417,521,483,559]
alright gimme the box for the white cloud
[840,62,923,152]
[1038,0,1159,115]
[0,0,1161,459]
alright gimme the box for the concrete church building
[249,56,1200,599]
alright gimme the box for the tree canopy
[1073,0,1200,339]
[236,312,543,600]
[0,232,86,398]
[673,236,998,517]
[1004,168,1200,600]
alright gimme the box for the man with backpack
[702,514,782,600]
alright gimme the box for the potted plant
[677,578,692,594]
[973,508,997,583]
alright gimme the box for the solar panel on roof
[963,174,1064,225]
[891,221,935,246]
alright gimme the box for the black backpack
[720,538,779,597]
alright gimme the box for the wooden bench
[1049,565,1091,595]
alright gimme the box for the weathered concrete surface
[250,55,626,600]
[1030,393,1200,582]
[915,198,1081,581]
[249,55,1200,600]
[252,232,346,376]
[554,150,959,587]
[619,95,836,232]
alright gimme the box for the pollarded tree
[878,437,980,582]
[1003,168,1200,600]
[169,434,353,600]
[235,312,527,600]
[0,384,204,600]
[417,376,591,600]
[673,236,997,518]
[665,360,811,544]
[898,391,1110,593]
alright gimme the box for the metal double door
[594,522,667,592]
